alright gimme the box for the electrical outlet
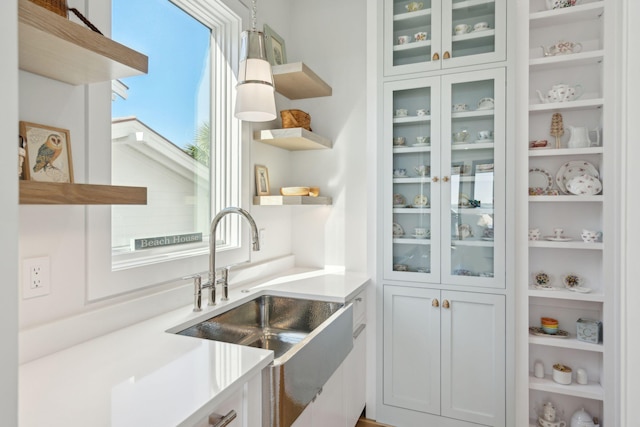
[23,256,50,299]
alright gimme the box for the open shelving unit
[18,0,148,85]
[17,0,149,205]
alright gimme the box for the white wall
[0,0,18,424]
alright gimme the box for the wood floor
[356,417,395,427]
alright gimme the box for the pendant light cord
[251,0,257,31]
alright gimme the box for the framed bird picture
[20,121,74,183]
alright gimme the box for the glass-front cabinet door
[384,68,505,288]
[384,0,506,76]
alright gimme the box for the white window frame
[86,0,251,301]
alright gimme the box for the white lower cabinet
[381,285,505,427]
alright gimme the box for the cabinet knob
[442,299,450,309]
[442,176,450,183]
[432,298,439,308]
[432,52,440,61]
[432,176,439,183]
[443,51,451,59]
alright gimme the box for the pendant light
[234,0,277,122]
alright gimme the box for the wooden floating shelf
[19,181,147,205]
[272,62,332,100]
[253,195,332,206]
[18,0,148,85]
[254,128,332,151]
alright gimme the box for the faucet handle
[184,274,203,312]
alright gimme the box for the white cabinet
[523,0,611,424]
[384,67,506,288]
[384,0,506,76]
[382,285,505,426]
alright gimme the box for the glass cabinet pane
[449,0,497,60]
[446,78,497,279]
[390,0,435,68]
[390,84,437,276]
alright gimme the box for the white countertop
[19,269,369,427]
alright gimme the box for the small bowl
[552,363,572,385]
[542,325,559,335]
[541,317,558,325]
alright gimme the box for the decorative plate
[529,327,569,338]
[392,222,404,237]
[529,168,553,193]
[414,194,428,206]
[556,160,599,194]
[544,236,572,242]
[566,174,602,195]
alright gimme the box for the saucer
[412,142,430,147]
[544,236,572,242]
[393,204,406,208]
[475,139,494,143]
[567,286,592,293]
[412,204,429,209]
[411,234,429,239]
[393,174,407,178]
[476,105,495,111]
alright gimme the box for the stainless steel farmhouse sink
[173,295,353,427]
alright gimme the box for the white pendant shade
[234,28,277,122]
[235,81,277,122]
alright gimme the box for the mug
[393,136,406,146]
[477,130,492,140]
[395,108,408,117]
[474,21,489,31]
[416,136,430,145]
[477,97,495,109]
[414,31,428,41]
[393,168,407,177]
[397,35,411,45]
[581,229,601,242]
[405,1,424,12]
[414,164,430,176]
[454,23,471,35]
[416,108,429,116]
[452,103,468,112]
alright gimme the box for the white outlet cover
[22,256,50,299]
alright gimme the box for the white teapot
[570,408,598,427]
[537,84,583,103]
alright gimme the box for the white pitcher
[567,126,600,148]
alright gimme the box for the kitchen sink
[173,294,353,427]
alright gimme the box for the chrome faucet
[189,207,260,311]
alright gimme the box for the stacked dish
[556,160,602,195]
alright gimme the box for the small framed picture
[264,24,287,66]
[20,121,74,183]
[255,165,270,196]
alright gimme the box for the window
[87,0,250,300]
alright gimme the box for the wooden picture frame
[264,24,287,66]
[20,121,74,183]
[255,165,270,196]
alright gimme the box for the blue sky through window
[112,0,210,149]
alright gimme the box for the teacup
[553,227,564,238]
[477,130,493,141]
[581,229,601,242]
[416,136,430,145]
[452,130,469,143]
[405,1,424,12]
[414,164,430,176]
[416,108,429,116]
[393,136,406,146]
[393,168,407,177]
[414,227,427,237]
[452,103,468,112]
[393,264,409,271]
[474,21,489,31]
[454,23,471,35]
[477,97,495,110]
[395,108,408,117]
[414,31,428,41]
[393,193,405,205]
[397,35,411,45]
[528,228,541,240]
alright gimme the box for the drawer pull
[432,52,440,61]
[443,299,450,309]
[432,298,439,308]
[443,51,451,59]
[353,323,366,339]
[209,409,237,427]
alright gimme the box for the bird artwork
[32,133,63,174]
